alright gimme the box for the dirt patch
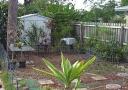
[14,53,128,90]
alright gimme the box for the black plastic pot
[0,84,2,88]
[19,61,26,68]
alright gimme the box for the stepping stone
[116,73,128,77]
[86,73,97,76]
[106,84,121,90]
[91,75,107,81]
[0,88,4,90]
[73,88,87,90]
[38,79,54,85]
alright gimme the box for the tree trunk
[7,0,18,47]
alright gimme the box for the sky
[18,0,121,10]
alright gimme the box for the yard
[7,52,128,90]
[0,0,128,90]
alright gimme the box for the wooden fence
[74,22,128,45]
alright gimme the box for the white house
[18,14,51,45]
[115,6,128,24]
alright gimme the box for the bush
[0,72,15,90]
[86,38,128,62]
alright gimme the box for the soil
[13,52,128,90]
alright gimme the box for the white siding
[19,14,51,45]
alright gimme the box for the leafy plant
[27,24,45,46]
[0,72,15,90]
[33,53,96,89]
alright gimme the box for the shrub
[0,72,15,90]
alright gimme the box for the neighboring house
[18,14,51,45]
[115,6,128,24]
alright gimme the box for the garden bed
[13,53,128,90]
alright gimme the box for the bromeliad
[33,53,96,90]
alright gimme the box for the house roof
[115,6,128,12]
[18,14,51,19]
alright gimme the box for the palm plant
[33,53,96,90]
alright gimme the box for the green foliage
[121,0,128,6]
[33,53,96,89]
[27,24,44,45]
[85,26,128,62]
[0,1,8,48]
[0,72,15,90]
[19,0,81,44]
[81,0,116,22]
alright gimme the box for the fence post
[120,26,125,46]
[80,23,84,47]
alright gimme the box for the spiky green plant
[33,54,96,90]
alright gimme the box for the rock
[23,86,29,90]
[106,84,121,90]
[73,88,87,90]
[38,79,54,85]
[91,75,107,81]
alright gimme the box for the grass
[0,72,15,90]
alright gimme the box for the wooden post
[120,26,125,46]
[80,23,84,47]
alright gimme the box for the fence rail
[74,22,128,45]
